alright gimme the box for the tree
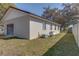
[62,3,78,26]
[42,6,59,21]
[0,3,15,20]
[42,4,78,27]
[42,6,66,26]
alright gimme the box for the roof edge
[1,6,61,26]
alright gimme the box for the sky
[15,3,64,16]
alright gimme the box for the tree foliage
[42,3,78,27]
[0,3,15,20]
[62,3,78,22]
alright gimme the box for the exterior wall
[51,24,60,35]
[4,15,29,39]
[3,8,60,40]
[45,23,51,35]
[72,23,79,46]
[29,17,60,40]
[3,8,26,21]
[29,17,44,39]
[55,25,60,35]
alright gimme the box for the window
[7,24,14,35]
[42,22,46,30]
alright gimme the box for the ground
[43,32,79,56]
[0,32,78,56]
[0,32,65,56]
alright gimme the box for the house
[0,20,4,35]
[0,25,4,35]
[2,6,61,40]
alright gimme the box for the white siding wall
[29,17,60,39]
[51,25,60,35]
[3,8,60,40]
[3,8,26,21]
[29,17,44,39]
[45,23,51,35]
[55,25,60,34]
[4,15,29,39]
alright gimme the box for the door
[7,24,14,35]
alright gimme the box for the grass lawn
[43,32,79,56]
[0,32,66,56]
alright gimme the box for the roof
[1,6,61,26]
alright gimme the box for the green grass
[0,32,66,56]
[43,32,79,56]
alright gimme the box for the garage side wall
[4,15,30,39]
[29,17,60,40]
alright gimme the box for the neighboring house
[0,20,4,35]
[2,6,61,40]
[0,25,4,35]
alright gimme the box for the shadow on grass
[43,32,79,56]
[0,36,27,40]
[3,37,26,40]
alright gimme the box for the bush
[49,31,53,37]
